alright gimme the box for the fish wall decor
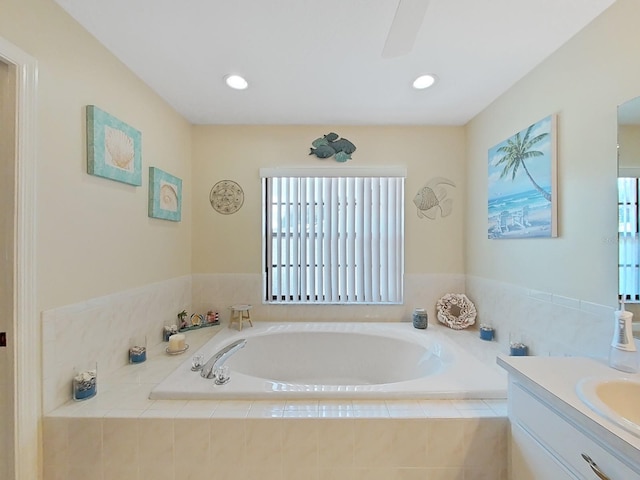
[309,132,356,162]
[413,177,456,220]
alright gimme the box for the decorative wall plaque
[210,180,244,214]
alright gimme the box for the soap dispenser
[609,300,638,373]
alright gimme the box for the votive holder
[479,324,494,341]
[509,332,529,356]
[163,323,178,342]
[510,343,529,356]
[72,362,97,401]
[412,308,428,329]
[129,336,147,363]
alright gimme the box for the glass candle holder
[510,343,529,356]
[163,323,178,342]
[129,336,147,363]
[509,332,529,356]
[479,324,495,341]
[73,362,97,401]
[412,308,428,329]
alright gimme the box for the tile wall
[41,276,192,413]
[465,275,616,359]
[44,405,508,480]
[191,273,466,323]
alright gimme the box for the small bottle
[609,300,638,373]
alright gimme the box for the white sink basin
[577,377,640,438]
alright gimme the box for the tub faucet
[200,338,247,384]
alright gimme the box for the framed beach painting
[488,114,558,239]
[148,167,182,222]
[86,105,142,186]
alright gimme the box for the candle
[168,333,185,352]
[510,343,529,356]
[73,365,97,401]
[129,345,146,363]
[479,325,494,341]
[129,336,147,363]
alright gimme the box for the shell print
[413,177,456,220]
[160,182,179,212]
[104,126,135,170]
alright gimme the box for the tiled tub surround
[41,273,618,413]
[43,326,508,480]
[42,273,465,412]
[465,275,616,360]
[44,409,508,480]
[41,272,619,480]
[42,276,192,413]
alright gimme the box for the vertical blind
[619,177,639,301]
[262,172,404,304]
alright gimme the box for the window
[619,177,639,301]
[261,168,405,304]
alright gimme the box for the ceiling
[54,0,616,126]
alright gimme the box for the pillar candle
[168,333,185,352]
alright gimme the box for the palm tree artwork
[494,125,551,202]
[487,115,557,239]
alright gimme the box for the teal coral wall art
[309,132,356,162]
[148,167,182,222]
[86,105,142,186]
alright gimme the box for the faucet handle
[214,365,230,385]
[191,354,204,371]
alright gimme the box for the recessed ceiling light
[412,74,437,90]
[224,74,248,90]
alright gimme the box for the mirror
[617,96,640,337]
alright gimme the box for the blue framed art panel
[148,167,182,222]
[86,105,142,186]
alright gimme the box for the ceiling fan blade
[382,0,431,58]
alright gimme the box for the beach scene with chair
[488,115,557,239]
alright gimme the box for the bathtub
[149,322,506,400]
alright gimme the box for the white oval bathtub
[150,322,506,400]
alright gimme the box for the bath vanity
[498,356,640,479]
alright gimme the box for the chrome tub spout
[200,338,247,384]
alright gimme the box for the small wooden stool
[229,304,253,331]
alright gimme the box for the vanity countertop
[498,355,640,462]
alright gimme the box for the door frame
[0,36,39,480]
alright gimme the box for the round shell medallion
[210,180,244,215]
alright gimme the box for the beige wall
[466,0,640,307]
[191,125,466,275]
[0,0,193,311]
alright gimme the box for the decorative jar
[412,308,428,329]
[479,325,495,341]
[129,336,147,363]
[73,362,97,401]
